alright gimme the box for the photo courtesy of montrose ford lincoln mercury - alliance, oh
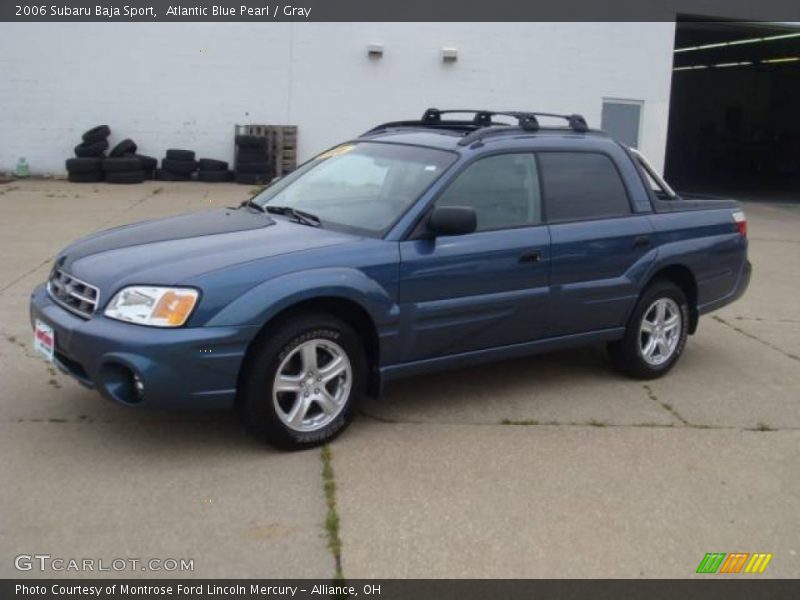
[30,109,751,449]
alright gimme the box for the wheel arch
[643,264,699,333]
[236,295,382,404]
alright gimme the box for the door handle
[633,236,651,249]
[519,249,541,264]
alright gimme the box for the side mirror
[427,206,477,236]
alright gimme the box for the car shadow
[366,344,619,419]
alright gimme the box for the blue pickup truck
[30,109,750,449]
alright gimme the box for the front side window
[539,152,631,223]
[253,142,456,235]
[436,153,541,231]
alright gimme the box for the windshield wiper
[239,198,266,212]
[265,205,322,227]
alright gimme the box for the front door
[398,152,551,362]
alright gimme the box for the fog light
[133,373,145,399]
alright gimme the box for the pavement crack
[713,315,800,362]
[0,256,52,294]
[748,238,800,244]
[96,194,152,228]
[733,316,800,325]
[642,384,691,426]
[321,445,344,581]
[359,410,799,432]
[1,330,40,360]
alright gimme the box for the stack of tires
[103,139,148,184]
[66,125,110,182]
[135,154,158,180]
[235,135,273,185]
[157,149,198,181]
[198,159,234,182]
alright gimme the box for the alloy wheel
[272,339,352,432]
[638,297,682,366]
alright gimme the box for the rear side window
[538,152,631,223]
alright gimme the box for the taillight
[732,210,747,237]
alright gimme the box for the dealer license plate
[33,319,55,362]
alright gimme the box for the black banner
[2,0,800,22]
[3,580,800,600]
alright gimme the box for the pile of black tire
[198,159,234,182]
[65,125,110,182]
[156,149,234,182]
[157,149,198,181]
[66,126,234,185]
[65,125,157,184]
[235,135,273,185]
[103,139,158,184]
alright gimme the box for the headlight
[104,286,199,327]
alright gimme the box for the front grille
[47,268,99,318]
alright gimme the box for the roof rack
[363,108,589,144]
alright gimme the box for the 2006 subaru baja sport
[30,109,750,449]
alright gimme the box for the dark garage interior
[666,19,800,200]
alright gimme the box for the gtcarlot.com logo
[15,554,194,573]
[696,552,773,574]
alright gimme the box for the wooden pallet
[234,124,298,177]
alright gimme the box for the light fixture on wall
[441,47,458,62]
[367,43,384,58]
[674,32,800,53]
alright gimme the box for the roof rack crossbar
[422,108,540,130]
[362,108,589,141]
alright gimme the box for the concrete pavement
[0,179,797,579]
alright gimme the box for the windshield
[253,142,457,235]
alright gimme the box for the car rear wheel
[608,280,689,379]
[240,312,365,449]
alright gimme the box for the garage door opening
[665,19,800,201]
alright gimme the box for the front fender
[204,267,398,330]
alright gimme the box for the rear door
[539,151,654,337]
[398,152,551,361]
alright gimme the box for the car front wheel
[608,280,689,379]
[240,312,365,449]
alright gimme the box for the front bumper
[29,284,257,410]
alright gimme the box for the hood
[57,207,358,292]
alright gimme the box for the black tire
[134,154,158,171]
[106,170,145,184]
[103,157,142,173]
[237,150,267,163]
[236,161,272,174]
[240,312,366,449]
[235,135,268,150]
[74,140,109,157]
[198,158,228,171]
[235,172,271,185]
[198,169,234,182]
[109,139,137,157]
[165,149,195,161]
[65,157,102,174]
[161,159,198,174]
[155,168,192,181]
[81,125,111,144]
[68,171,104,183]
[608,280,690,380]
[161,158,197,175]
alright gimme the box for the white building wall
[0,22,676,175]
